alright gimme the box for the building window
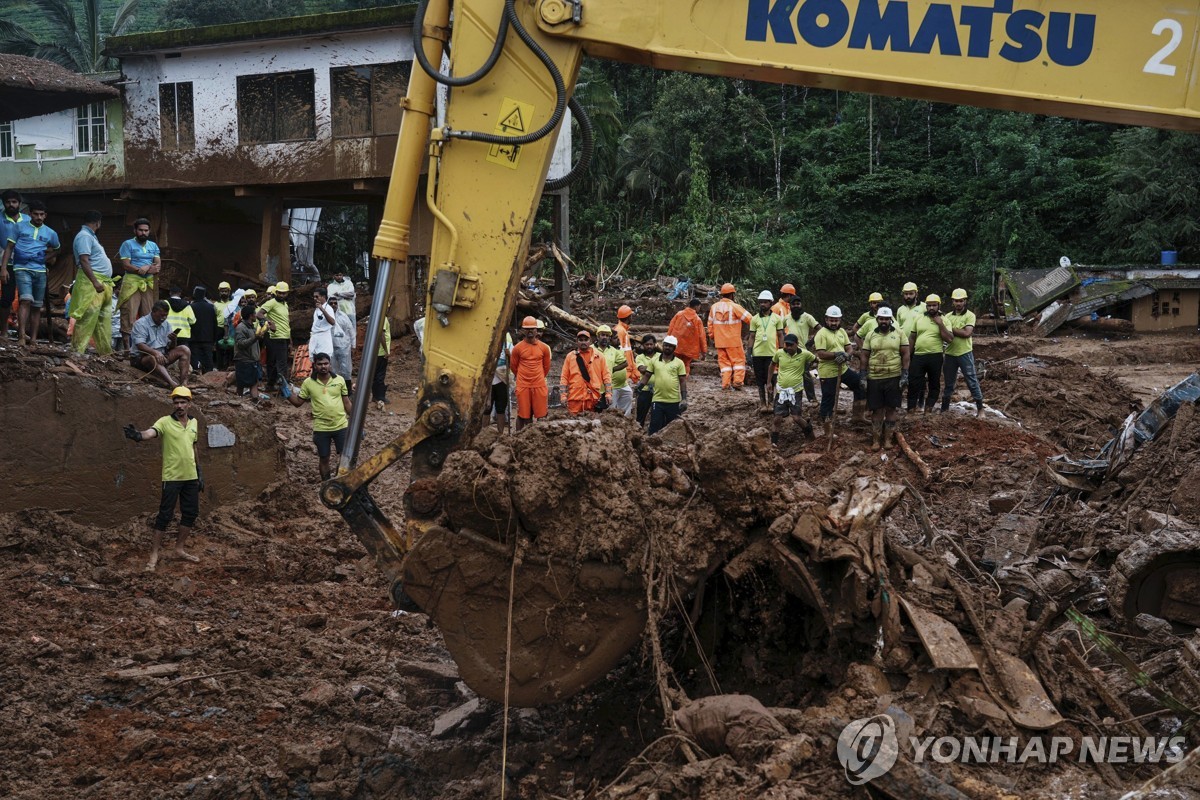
[159,81,195,151]
[0,121,12,159]
[331,62,409,138]
[236,70,315,144]
[77,102,107,154]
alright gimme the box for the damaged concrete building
[1001,261,1200,336]
[0,5,573,323]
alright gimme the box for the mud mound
[438,415,791,574]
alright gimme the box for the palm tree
[0,0,139,74]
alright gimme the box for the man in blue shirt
[117,217,161,352]
[3,199,60,346]
[70,210,115,355]
[0,188,29,335]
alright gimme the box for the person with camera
[560,329,612,415]
[123,386,204,572]
[907,293,948,414]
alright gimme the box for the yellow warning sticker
[486,97,534,170]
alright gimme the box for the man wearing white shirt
[309,286,337,359]
[328,270,356,325]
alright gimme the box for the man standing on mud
[123,386,203,572]
[509,316,552,430]
[596,325,632,416]
[852,292,884,338]
[749,290,784,412]
[288,351,351,480]
[907,294,946,414]
[780,297,820,402]
[940,288,985,418]
[3,199,59,346]
[614,304,641,388]
[560,329,612,415]
[771,333,817,445]
[708,283,752,390]
[861,307,910,448]
[636,335,688,435]
[635,334,658,428]
[667,297,707,374]
[814,306,867,438]
[70,211,116,356]
[260,281,292,391]
[0,189,29,328]
[117,218,161,352]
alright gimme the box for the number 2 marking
[1144,19,1182,76]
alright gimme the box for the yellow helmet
[218,281,231,290]
[275,281,290,293]
[596,324,613,334]
[244,289,258,298]
[868,292,884,302]
[265,285,276,295]
[951,288,968,300]
[902,282,918,293]
[170,386,193,399]
[925,294,942,304]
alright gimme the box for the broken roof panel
[1002,265,1079,315]
[0,54,119,124]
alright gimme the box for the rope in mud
[499,536,519,799]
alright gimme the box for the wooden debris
[895,432,932,480]
[106,662,181,680]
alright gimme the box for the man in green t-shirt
[123,385,204,572]
[634,334,658,428]
[596,324,631,416]
[771,334,817,444]
[780,299,821,402]
[813,306,866,439]
[940,288,985,417]
[636,335,688,435]
[260,281,292,391]
[288,352,352,480]
[749,290,785,412]
[861,307,911,449]
[896,281,921,335]
[907,294,948,414]
[851,292,884,338]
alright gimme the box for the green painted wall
[0,99,125,192]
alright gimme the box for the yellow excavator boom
[327,0,1200,706]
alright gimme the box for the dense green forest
[3,2,1199,300]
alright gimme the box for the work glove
[279,381,293,399]
[834,352,849,366]
[899,369,909,390]
[679,400,688,413]
[123,423,143,442]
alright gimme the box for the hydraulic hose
[448,0,567,147]
[412,0,510,87]
[544,94,594,192]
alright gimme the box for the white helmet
[662,335,679,346]
[825,305,842,318]
[758,290,774,301]
[876,307,894,319]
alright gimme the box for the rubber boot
[770,431,780,446]
[802,419,816,440]
[852,399,868,424]
[823,420,834,441]
[976,400,985,419]
[871,420,883,449]
[883,421,896,448]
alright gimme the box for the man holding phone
[130,299,191,388]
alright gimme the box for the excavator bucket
[401,526,647,706]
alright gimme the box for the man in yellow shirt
[749,290,784,412]
[907,294,947,414]
[861,307,911,449]
[940,288,985,417]
[780,298,821,402]
[771,333,817,445]
[813,306,866,439]
[852,292,884,337]
[260,281,292,391]
[635,335,688,434]
[634,334,658,428]
[123,386,203,572]
[288,352,352,480]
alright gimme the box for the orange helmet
[617,304,634,319]
[779,283,796,296]
[521,316,538,329]
[720,283,736,295]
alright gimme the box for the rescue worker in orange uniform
[560,329,612,414]
[707,283,752,389]
[666,296,707,374]
[614,304,641,386]
[509,316,552,431]
[771,282,797,317]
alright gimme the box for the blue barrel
[1162,250,1178,265]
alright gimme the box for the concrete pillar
[549,188,570,312]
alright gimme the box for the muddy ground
[2,328,1199,799]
